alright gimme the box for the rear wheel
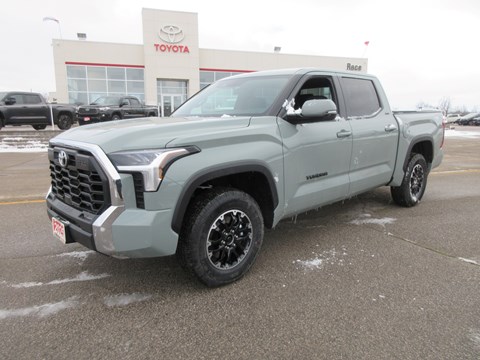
[32,124,47,130]
[391,153,428,207]
[177,187,264,287]
[57,114,73,130]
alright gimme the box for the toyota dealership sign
[154,25,190,53]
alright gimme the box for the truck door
[278,75,353,216]
[24,94,49,124]
[339,76,399,196]
[126,97,143,118]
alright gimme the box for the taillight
[440,119,446,148]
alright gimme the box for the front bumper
[47,139,179,258]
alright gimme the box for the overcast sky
[1,0,479,110]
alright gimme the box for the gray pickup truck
[46,68,444,286]
[0,91,75,130]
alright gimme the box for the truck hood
[53,116,251,153]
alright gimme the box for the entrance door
[157,79,188,117]
[161,95,183,117]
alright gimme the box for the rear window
[342,77,381,118]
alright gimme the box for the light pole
[43,16,63,39]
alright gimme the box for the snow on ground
[0,297,79,319]
[444,128,480,139]
[9,271,111,288]
[0,138,48,152]
[349,213,396,227]
[103,293,152,307]
[294,247,348,271]
[56,250,96,261]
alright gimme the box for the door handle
[385,124,397,132]
[336,130,352,138]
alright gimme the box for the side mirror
[120,100,129,107]
[286,99,337,124]
[5,97,16,105]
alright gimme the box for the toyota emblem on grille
[58,150,68,168]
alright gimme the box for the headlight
[109,147,199,191]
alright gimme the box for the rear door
[339,76,399,196]
[24,94,49,124]
[126,97,144,118]
[278,74,353,216]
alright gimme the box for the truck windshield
[91,96,121,106]
[172,75,290,117]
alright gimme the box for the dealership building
[52,8,368,116]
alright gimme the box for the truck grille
[78,107,100,115]
[48,147,110,215]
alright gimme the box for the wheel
[177,187,264,287]
[32,124,47,130]
[57,114,73,130]
[391,153,428,207]
[111,114,121,120]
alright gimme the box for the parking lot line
[0,199,45,206]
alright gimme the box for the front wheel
[177,187,264,287]
[391,153,428,207]
[57,114,73,130]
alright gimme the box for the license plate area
[52,217,69,244]
[84,117,91,121]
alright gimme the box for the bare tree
[438,97,451,115]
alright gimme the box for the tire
[391,153,428,207]
[32,124,47,130]
[57,114,73,130]
[111,114,121,120]
[176,187,264,287]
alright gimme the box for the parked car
[457,113,479,125]
[77,95,158,125]
[0,91,76,130]
[47,68,444,286]
[445,114,461,124]
[471,117,480,126]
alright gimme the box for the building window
[157,79,188,117]
[199,70,248,89]
[66,64,145,105]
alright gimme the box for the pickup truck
[77,95,158,125]
[0,91,75,130]
[46,68,444,287]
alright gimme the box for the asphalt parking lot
[0,126,479,359]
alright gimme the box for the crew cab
[0,91,75,130]
[46,68,444,286]
[77,95,158,125]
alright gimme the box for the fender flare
[402,136,434,171]
[171,162,279,234]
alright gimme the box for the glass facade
[199,70,247,89]
[66,64,145,105]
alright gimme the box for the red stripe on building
[66,61,145,68]
[199,68,255,73]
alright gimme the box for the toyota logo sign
[58,150,68,168]
[158,25,184,44]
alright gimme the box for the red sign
[154,43,190,54]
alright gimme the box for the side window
[129,98,140,106]
[341,77,381,118]
[293,77,336,110]
[122,99,131,106]
[24,94,43,104]
[10,94,25,104]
